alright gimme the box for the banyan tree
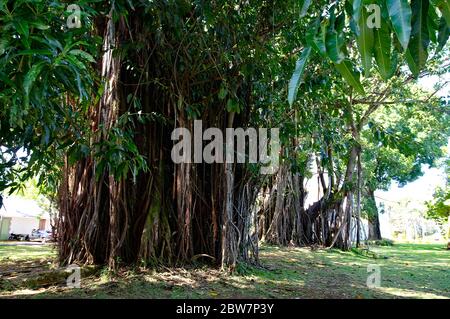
[56,0,298,269]
[1,0,448,270]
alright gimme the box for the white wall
[45,219,51,231]
[10,217,40,235]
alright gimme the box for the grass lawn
[0,244,55,261]
[0,242,448,299]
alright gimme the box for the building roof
[0,196,49,219]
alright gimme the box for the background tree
[361,79,450,239]
[427,157,450,248]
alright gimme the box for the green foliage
[427,187,450,221]
[299,0,312,18]
[361,79,450,195]
[94,114,149,182]
[357,7,375,75]
[0,1,150,192]
[288,47,311,106]
[334,60,365,95]
[289,0,449,104]
[0,0,100,192]
[406,0,431,76]
[373,19,396,80]
[387,0,412,50]
[427,158,450,223]
[437,15,450,51]
[369,238,395,246]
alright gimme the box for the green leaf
[374,21,394,80]
[299,0,312,18]
[315,20,328,56]
[226,99,241,113]
[44,38,63,52]
[406,0,430,77]
[69,49,96,63]
[433,0,450,26]
[334,60,365,95]
[126,0,135,10]
[405,50,420,76]
[0,72,16,88]
[387,0,412,50]
[335,13,346,32]
[427,6,440,43]
[326,25,345,63]
[66,54,87,71]
[23,61,45,106]
[437,16,450,52]
[218,86,228,100]
[288,47,312,106]
[306,19,321,51]
[356,8,374,76]
[352,0,363,36]
[307,19,328,56]
[29,21,50,31]
[16,49,53,56]
[0,38,8,55]
[14,20,29,38]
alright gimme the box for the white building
[0,196,51,240]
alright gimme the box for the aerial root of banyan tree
[259,144,362,251]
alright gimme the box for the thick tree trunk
[264,164,305,246]
[368,190,382,240]
[447,215,450,250]
[356,151,362,247]
[266,165,288,245]
[328,144,358,250]
[292,173,305,245]
[221,161,236,268]
[260,139,362,251]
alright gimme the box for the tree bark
[356,151,362,247]
[368,190,382,240]
[447,215,450,250]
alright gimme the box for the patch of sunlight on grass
[4,289,45,296]
[375,287,449,299]
[0,244,55,261]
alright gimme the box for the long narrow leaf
[357,8,375,76]
[299,0,312,18]
[23,61,45,105]
[437,16,450,51]
[374,21,394,80]
[407,0,430,77]
[334,60,365,95]
[387,0,412,50]
[433,0,450,26]
[352,0,363,36]
[326,27,345,63]
[288,47,312,106]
